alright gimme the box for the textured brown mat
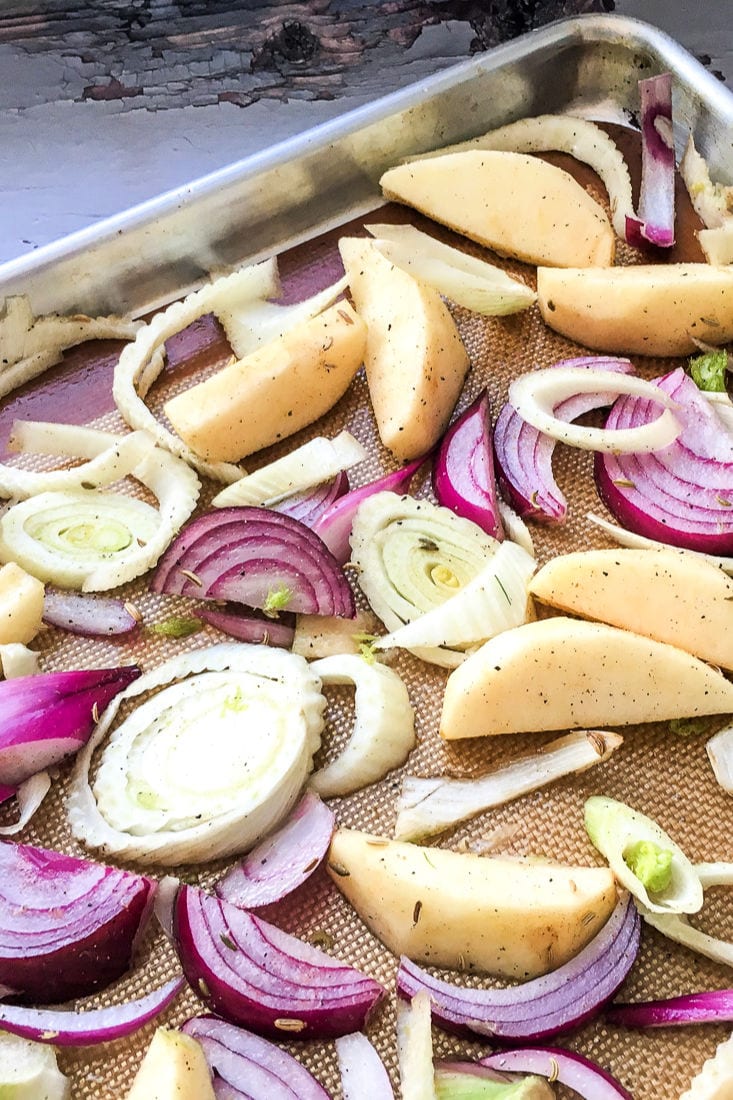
[2,137,732,1100]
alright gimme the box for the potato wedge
[127,1029,214,1100]
[380,151,614,267]
[530,548,733,672]
[537,264,733,356]
[327,828,616,980]
[0,562,44,645]
[440,616,733,739]
[164,301,366,462]
[339,237,469,460]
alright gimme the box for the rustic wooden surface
[1,0,731,264]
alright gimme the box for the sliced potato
[537,264,733,356]
[339,236,469,460]
[380,151,614,268]
[327,828,616,980]
[0,562,44,645]
[126,1029,214,1100]
[530,548,733,672]
[164,301,366,462]
[440,616,733,739]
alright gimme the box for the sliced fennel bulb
[0,1031,69,1100]
[68,643,325,865]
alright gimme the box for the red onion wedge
[397,893,640,1041]
[433,391,504,539]
[0,785,14,805]
[312,456,427,564]
[216,790,334,909]
[596,368,733,554]
[493,357,635,523]
[0,840,155,1003]
[152,507,355,618]
[171,882,384,1039]
[607,989,733,1028]
[336,1032,395,1100]
[183,1016,330,1099]
[626,73,676,249]
[0,664,141,786]
[273,471,349,527]
[480,1048,633,1100]
[0,976,184,1046]
[42,590,140,636]
[197,603,295,647]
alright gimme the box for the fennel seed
[717,495,732,507]
[198,978,210,998]
[548,1057,560,1084]
[612,478,636,489]
[366,837,390,847]
[457,953,466,971]
[321,336,334,351]
[219,933,238,951]
[303,858,320,873]
[418,537,439,552]
[91,702,100,724]
[337,309,355,326]
[582,910,597,926]
[412,900,423,926]
[328,861,351,878]
[275,1017,307,1032]
[179,568,203,587]
[123,600,142,622]
[587,731,607,757]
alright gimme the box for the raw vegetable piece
[0,562,44,645]
[403,114,636,244]
[171,882,384,1038]
[494,357,635,524]
[595,368,733,556]
[211,432,366,508]
[434,1063,553,1099]
[696,863,733,888]
[308,654,416,798]
[679,1032,733,1100]
[689,348,729,392]
[0,772,51,838]
[312,457,426,564]
[394,729,623,841]
[292,608,381,659]
[586,511,733,574]
[183,1016,331,1100]
[433,390,504,538]
[0,643,38,679]
[380,151,614,267]
[397,991,438,1100]
[43,589,140,636]
[365,222,536,315]
[625,73,676,248]
[698,223,733,265]
[397,893,640,1042]
[152,506,355,618]
[196,603,295,647]
[339,236,469,462]
[68,643,325,866]
[164,301,366,463]
[637,905,733,969]
[508,368,680,453]
[0,976,184,1046]
[350,491,499,668]
[707,724,733,793]
[273,470,350,528]
[529,548,733,671]
[0,1031,70,1100]
[373,539,536,656]
[327,829,616,980]
[608,989,733,1029]
[0,294,139,401]
[440,617,733,740]
[336,1032,395,1100]
[0,664,140,787]
[216,790,335,909]
[680,134,733,230]
[126,1028,215,1100]
[480,1048,633,1100]
[537,264,733,357]
[585,796,703,914]
[114,260,281,481]
[0,839,155,1003]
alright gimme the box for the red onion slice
[0,976,184,1045]
[493,357,635,523]
[42,590,140,636]
[183,1016,330,1099]
[433,391,504,539]
[197,604,295,647]
[0,665,141,786]
[626,73,676,248]
[608,989,733,1028]
[596,369,733,553]
[397,894,639,1040]
[336,1032,394,1099]
[216,790,334,909]
[312,456,426,564]
[0,840,155,1003]
[152,507,355,618]
[480,1048,633,1099]
[273,471,349,527]
[171,883,384,1039]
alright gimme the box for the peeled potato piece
[537,264,733,356]
[440,616,733,739]
[0,562,44,645]
[380,151,614,268]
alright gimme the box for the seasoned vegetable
[0,1032,70,1100]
